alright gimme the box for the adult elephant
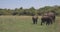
[41,13,52,25]
[47,11,56,22]
[32,15,38,24]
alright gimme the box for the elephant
[32,15,38,24]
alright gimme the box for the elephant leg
[46,19,50,25]
[46,21,49,25]
[41,22,43,25]
[53,16,55,22]
[50,20,52,24]
[33,19,35,24]
[46,21,50,25]
[41,19,45,25]
[35,19,37,24]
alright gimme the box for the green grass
[0,16,60,32]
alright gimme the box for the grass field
[0,16,60,32]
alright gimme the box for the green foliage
[0,5,60,16]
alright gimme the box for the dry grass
[0,16,60,32]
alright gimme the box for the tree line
[0,5,60,16]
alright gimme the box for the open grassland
[0,16,60,32]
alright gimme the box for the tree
[29,7,36,15]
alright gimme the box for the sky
[0,0,60,9]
